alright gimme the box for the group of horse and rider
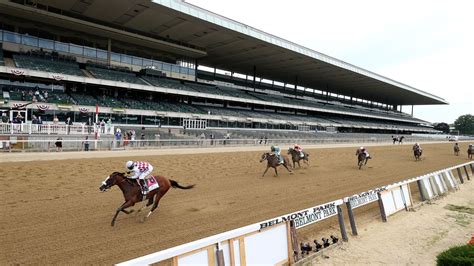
[455,142,474,159]
[99,142,473,226]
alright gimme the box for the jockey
[356,146,371,159]
[125,161,153,194]
[413,143,422,151]
[271,145,284,164]
[294,144,304,158]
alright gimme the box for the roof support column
[294,75,298,98]
[252,65,256,92]
[411,105,414,117]
[194,59,198,82]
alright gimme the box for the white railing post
[47,124,51,135]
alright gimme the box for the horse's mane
[111,172,136,186]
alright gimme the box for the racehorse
[413,146,422,161]
[99,172,194,226]
[453,144,460,156]
[287,147,310,168]
[398,136,405,144]
[260,152,292,177]
[468,145,474,160]
[357,152,369,169]
[392,136,405,144]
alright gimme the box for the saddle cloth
[146,176,159,192]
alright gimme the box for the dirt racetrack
[0,142,472,264]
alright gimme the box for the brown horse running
[414,147,422,161]
[357,152,369,169]
[453,144,460,156]
[260,152,292,177]
[468,146,473,160]
[99,172,194,226]
[287,147,310,168]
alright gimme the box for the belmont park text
[260,202,337,230]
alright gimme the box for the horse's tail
[170,180,195,190]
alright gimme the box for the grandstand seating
[12,55,84,76]
[143,76,258,100]
[87,67,147,85]
[8,87,74,105]
[69,93,99,107]
[2,52,431,133]
[142,76,190,91]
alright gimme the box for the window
[3,31,21,43]
[111,52,121,62]
[162,63,171,71]
[84,47,97,58]
[143,59,152,67]
[132,56,143,66]
[38,38,54,50]
[69,44,83,55]
[22,35,38,46]
[179,67,188,74]
[97,49,107,60]
[120,55,132,64]
[54,41,69,52]
[172,65,180,73]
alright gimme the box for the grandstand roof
[4,0,447,106]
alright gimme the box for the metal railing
[0,136,441,153]
[0,123,115,135]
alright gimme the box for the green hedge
[437,245,474,266]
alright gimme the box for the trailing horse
[453,144,460,156]
[287,147,310,168]
[357,152,369,169]
[468,145,474,160]
[414,147,422,161]
[259,152,292,177]
[99,172,194,226]
[392,136,405,144]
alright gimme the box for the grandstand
[0,0,447,135]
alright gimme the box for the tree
[454,114,474,135]
[434,122,450,134]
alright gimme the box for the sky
[186,0,474,124]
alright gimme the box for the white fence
[0,136,449,153]
[117,161,473,265]
[0,123,114,135]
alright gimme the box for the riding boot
[139,179,148,194]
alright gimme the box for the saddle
[136,176,160,195]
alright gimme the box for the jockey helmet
[125,161,134,170]
[360,146,364,150]
[271,145,276,151]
